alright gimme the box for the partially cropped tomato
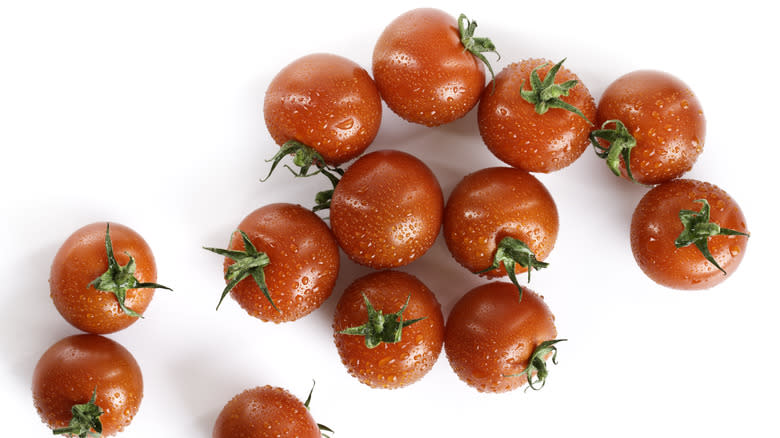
[443,167,558,293]
[213,385,322,438]
[32,334,143,437]
[372,8,498,126]
[593,70,705,184]
[631,179,749,289]
[445,282,562,393]
[204,203,340,323]
[264,53,382,166]
[333,270,444,389]
[49,222,170,334]
[329,150,443,268]
[478,58,596,173]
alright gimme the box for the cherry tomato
[213,385,321,438]
[32,334,143,437]
[372,8,498,126]
[264,53,382,166]
[631,179,749,289]
[204,203,340,323]
[49,222,169,334]
[478,58,596,173]
[332,270,444,389]
[443,167,558,292]
[329,150,443,268]
[445,282,561,393]
[593,70,705,184]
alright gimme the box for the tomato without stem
[445,282,561,393]
[478,58,596,173]
[631,179,748,289]
[594,70,705,184]
[204,203,340,323]
[32,334,143,437]
[333,270,444,389]
[329,150,443,269]
[49,222,169,334]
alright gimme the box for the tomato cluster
[30,6,750,437]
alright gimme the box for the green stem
[262,140,344,183]
[338,293,426,349]
[505,339,566,391]
[477,237,549,301]
[458,13,500,92]
[53,387,103,438]
[519,58,592,124]
[303,381,334,438]
[589,119,639,183]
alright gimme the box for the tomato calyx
[88,223,172,318]
[262,140,345,183]
[477,237,548,300]
[52,387,103,438]
[590,119,639,183]
[303,381,334,438]
[519,58,592,124]
[675,199,750,274]
[458,13,500,92]
[338,293,427,349]
[505,339,566,391]
[203,230,278,312]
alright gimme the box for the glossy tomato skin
[49,222,157,334]
[478,58,596,173]
[444,167,559,277]
[330,150,443,268]
[213,385,320,438]
[225,203,340,322]
[264,53,382,165]
[372,8,485,126]
[631,179,748,289]
[32,334,143,436]
[333,270,444,389]
[445,282,557,393]
[597,70,705,184]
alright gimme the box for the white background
[1,0,778,436]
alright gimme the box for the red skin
[224,203,340,322]
[631,179,748,289]
[597,70,705,184]
[443,167,559,278]
[330,150,443,268]
[445,282,557,393]
[32,334,143,436]
[264,53,382,165]
[49,222,157,334]
[478,58,597,173]
[213,386,320,438]
[372,8,485,126]
[333,270,445,389]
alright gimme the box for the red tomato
[32,334,143,437]
[478,58,596,173]
[213,385,321,438]
[264,53,382,166]
[631,179,749,289]
[443,167,558,291]
[49,222,169,334]
[204,203,340,323]
[372,8,498,126]
[445,282,561,393]
[329,150,443,268]
[594,70,705,184]
[333,270,445,389]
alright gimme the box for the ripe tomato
[213,385,322,438]
[333,270,444,389]
[631,179,749,289]
[372,8,498,126]
[445,282,561,393]
[263,53,382,167]
[329,150,443,268]
[593,70,705,184]
[478,58,596,173]
[32,334,143,437]
[443,167,558,294]
[49,222,170,334]
[204,203,340,323]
